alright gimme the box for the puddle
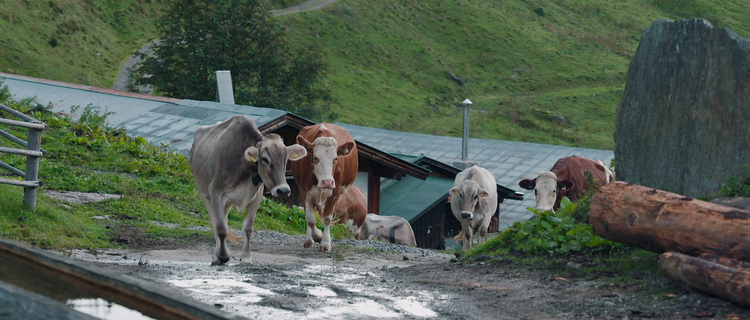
[163,263,441,319]
[0,257,155,320]
[67,298,156,320]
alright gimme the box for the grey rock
[614,18,750,198]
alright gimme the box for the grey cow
[189,115,306,265]
[359,213,416,246]
[449,165,498,251]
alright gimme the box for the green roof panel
[379,175,454,222]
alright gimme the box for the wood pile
[589,182,750,306]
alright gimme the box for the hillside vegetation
[2,0,749,150]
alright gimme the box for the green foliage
[475,196,625,256]
[131,0,332,119]
[715,166,750,198]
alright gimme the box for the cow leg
[239,186,264,264]
[303,199,322,248]
[461,222,474,251]
[320,213,332,252]
[206,195,231,265]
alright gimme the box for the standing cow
[450,165,498,250]
[189,115,306,265]
[291,123,358,252]
[519,155,614,212]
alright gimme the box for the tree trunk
[659,252,750,306]
[589,182,750,262]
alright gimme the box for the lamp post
[461,98,472,161]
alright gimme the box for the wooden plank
[0,159,25,177]
[23,129,42,210]
[0,118,48,131]
[368,170,380,214]
[0,130,47,154]
[0,239,249,320]
[0,177,41,188]
[0,146,44,157]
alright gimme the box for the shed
[379,154,523,249]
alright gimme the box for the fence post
[23,128,42,210]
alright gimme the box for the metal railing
[0,104,48,210]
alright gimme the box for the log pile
[589,182,750,306]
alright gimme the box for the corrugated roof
[380,175,454,222]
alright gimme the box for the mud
[60,230,750,320]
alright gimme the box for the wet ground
[59,231,750,320]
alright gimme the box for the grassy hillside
[0,0,168,87]
[1,0,749,150]
[277,0,750,149]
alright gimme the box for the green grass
[0,96,350,249]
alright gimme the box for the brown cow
[519,155,614,212]
[291,123,358,252]
[332,185,367,238]
[189,115,306,265]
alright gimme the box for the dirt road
[66,230,750,320]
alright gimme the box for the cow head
[449,180,491,220]
[519,171,573,212]
[297,135,355,189]
[244,134,306,198]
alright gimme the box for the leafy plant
[715,166,750,198]
[474,195,625,256]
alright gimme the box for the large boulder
[614,18,750,198]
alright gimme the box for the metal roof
[336,122,615,230]
[380,174,454,222]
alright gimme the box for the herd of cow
[189,115,615,264]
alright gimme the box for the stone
[614,19,750,197]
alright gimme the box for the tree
[131,0,332,119]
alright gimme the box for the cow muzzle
[318,179,335,189]
[461,211,474,220]
[271,185,292,198]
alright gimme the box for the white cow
[449,165,498,250]
[189,115,306,265]
[359,213,416,246]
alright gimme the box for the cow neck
[248,161,262,187]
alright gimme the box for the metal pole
[23,128,42,210]
[461,99,472,161]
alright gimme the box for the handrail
[0,104,47,210]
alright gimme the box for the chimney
[216,70,235,104]
[452,98,477,170]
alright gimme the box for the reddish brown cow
[332,185,367,238]
[291,123,358,252]
[519,155,614,211]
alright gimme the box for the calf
[189,115,306,265]
[291,123,358,252]
[359,213,416,246]
[332,185,367,237]
[449,165,498,250]
[519,155,614,212]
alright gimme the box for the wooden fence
[0,104,48,210]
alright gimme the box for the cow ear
[287,144,307,161]
[244,146,259,162]
[297,136,313,149]
[558,180,574,191]
[449,187,461,196]
[337,141,356,156]
[519,179,536,190]
[478,189,490,198]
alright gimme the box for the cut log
[589,182,750,262]
[698,254,750,272]
[659,252,750,306]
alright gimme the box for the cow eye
[473,194,478,200]
[313,157,319,164]
[262,157,270,165]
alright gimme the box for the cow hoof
[304,239,315,248]
[319,245,331,252]
[211,255,230,265]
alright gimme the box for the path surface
[113,0,339,91]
